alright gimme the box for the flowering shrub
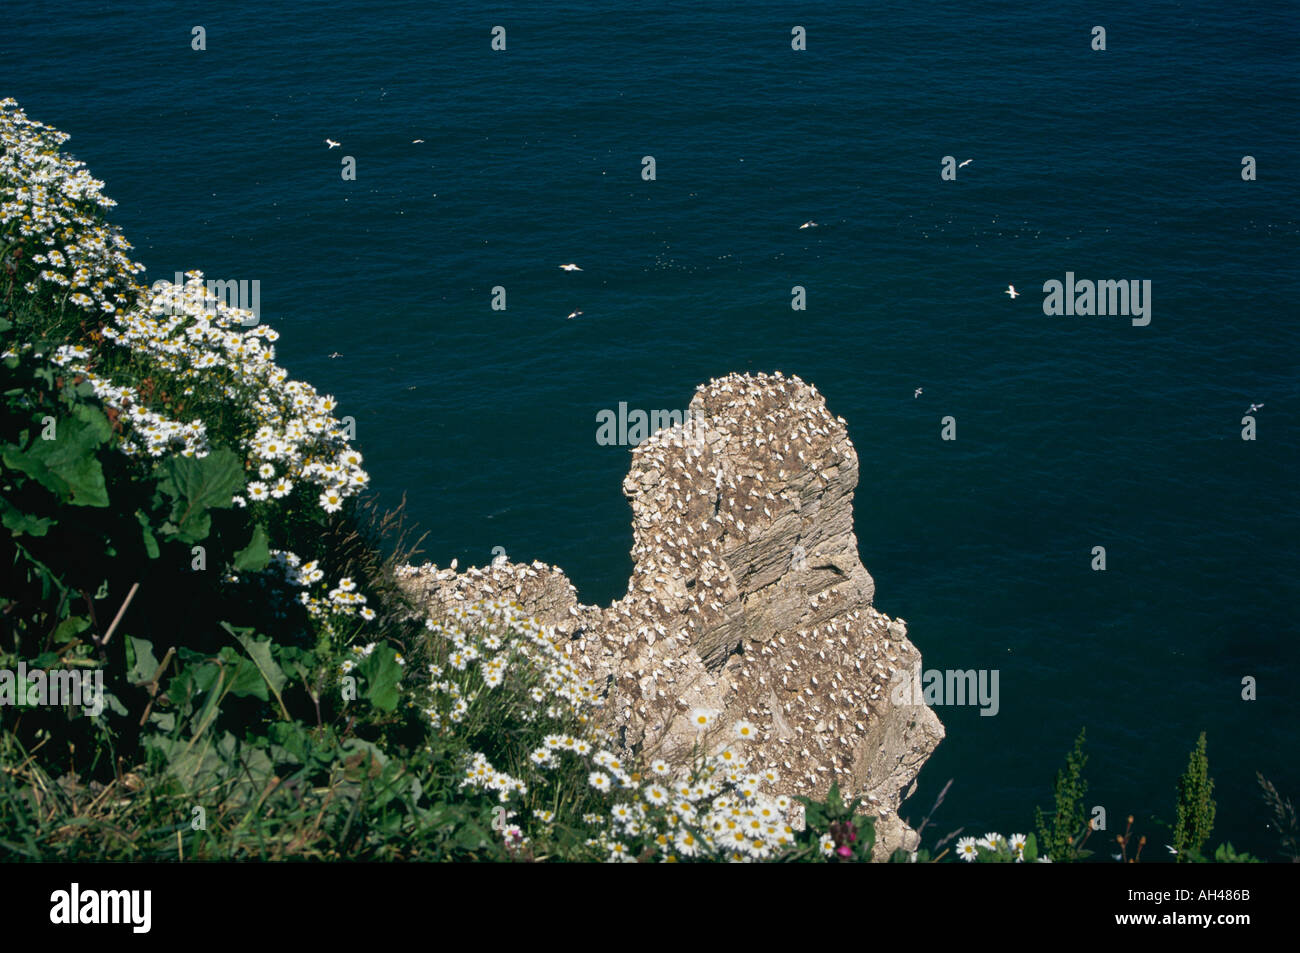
[267,548,376,644]
[2,97,367,520]
[1,95,397,853]
[0,98,142,323]
[1,96,376,652]
[953,832,1044,863]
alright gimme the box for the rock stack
[398,371,944,858]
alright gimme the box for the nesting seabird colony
[397,371,945,858]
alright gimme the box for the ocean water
[6,1,1297,855]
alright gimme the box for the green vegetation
[1257,772,1300,862]
[0,96,1288,863]
[0,97,876,862]
[1034,727,1092,862]
[891,728,1290,863]
[1172,731,1217,862]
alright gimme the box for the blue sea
[6,1,1297,855]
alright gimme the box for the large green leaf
[224,623,290,719]
[275,645,316,686]
[188,660,223,696]
[155,448,244,542]
[1,403,111,506]
[0,497,55,536]
[826,782,844,814]
[135,509,160,558]
[216,646,269,700]
[53,615,91,646]
[126,635,161,684]
[146,731,276,806]
[857,814,876,852]
[357,646,403,712]
[233,522,270,571]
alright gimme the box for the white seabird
[412,139,425,144]
[1005,284,1020,298]
[914,387,923,398]
[324,139,341,149]
[1247,403,1265,414]
[799,220,818,229]
[567,310,583,319]
[958,158,973,168]
[559,263,582,271]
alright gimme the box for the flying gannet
[324,139,341,149]
[1005,284,1020,298]
[559,263,583,271]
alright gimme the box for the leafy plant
[1172,731,1216,863]
[790,782,876,862]
[1257,773,1299,862]
[1034,727,1092,861]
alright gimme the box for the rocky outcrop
[397,371,944,859]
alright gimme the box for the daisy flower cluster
[955,832,1047,862]
[0,98,144,319]
[269,549,377,625]
[1,99,367,516]
[459,751,528,804]
[419,600,602,731]
[48,356,211,458]
[528,720,801,863]
[69,272,368,514]
[338,640,377,676]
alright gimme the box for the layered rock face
[398,371,944,858]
